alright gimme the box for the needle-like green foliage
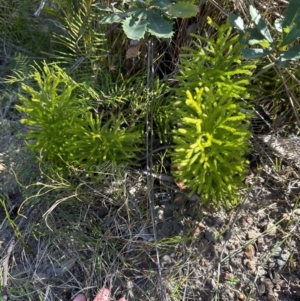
[172,85,251,208]
[171,18,257,208]
[16,62,141,170]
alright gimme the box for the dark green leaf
[282,0,300,30]
[99,14,123,24]
[275,57,291,68]
[281,27,300,47]
[95,4,112,12]
[149,0,172,10]
[147,10,173,38]
[125,7,147,19]
[279,44,300,61]
[122,16,147,39]
[245,28,265,41]
[229,13,245,33]
[241,48,272,59]
[281,0,300,46]
[168,3,198,18]
[249,5,273,43]
[133,0,146,8]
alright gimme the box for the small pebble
[247,231,259,239]
[243,259,256,271]
[244,244,255,259]
[213,216,225,227]
[257,266,267,276]
[223,272,234,281]
[246,216,253,225]
[192,226,201,238]
[204,217,214,226]
[280,250,290,262]
[273,247,282,257]
[230,257,242,268]
[206,278,216,290]
[265,222,276,236]
[276,259,286,269]
[257,237,265,252]
[258,284,266,295]
[265,278,274,291]
[173,193,187,204]
[161,254,172,266]
[205,228,218,242]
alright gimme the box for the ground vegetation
[1,0,300,300]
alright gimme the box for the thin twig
[146,39,165,301]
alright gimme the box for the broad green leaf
[168,2,199,18]
[99,14,123,24]
[281,26,300,47]
[95,4,112,12]
[275,58,290,68]
[245,27,265,41]
[258,40,270,48]
[133,0,146,8]
[125,8,147,19]
[149,0,172,10]
[281,0,300,46]
[147,10,173,38]
[282,0,300,31]
[278,45,300,63]
[241,48,272,59]
[229,13,245,33]
[249,5,273,43]
[112,7,123,14]
[122,16,147,39]
[248,39,270,48]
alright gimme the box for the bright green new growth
[176,18,257,100]
[172,85,250,207]
[16,62,141,170]
[67,112,141,168]
[171,18,257,207]
[16,62,86,167]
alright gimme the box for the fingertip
[73,294,86,301]
[118,298,127,301]
[94,288,110,301]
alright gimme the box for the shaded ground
[1,119,300,301]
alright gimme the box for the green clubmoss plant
[171,18,257,208]
[16,62,88,168]
[15,62,141,170]
[171,85,251,208]
[175,18,257,101]
[67,112,141,168]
